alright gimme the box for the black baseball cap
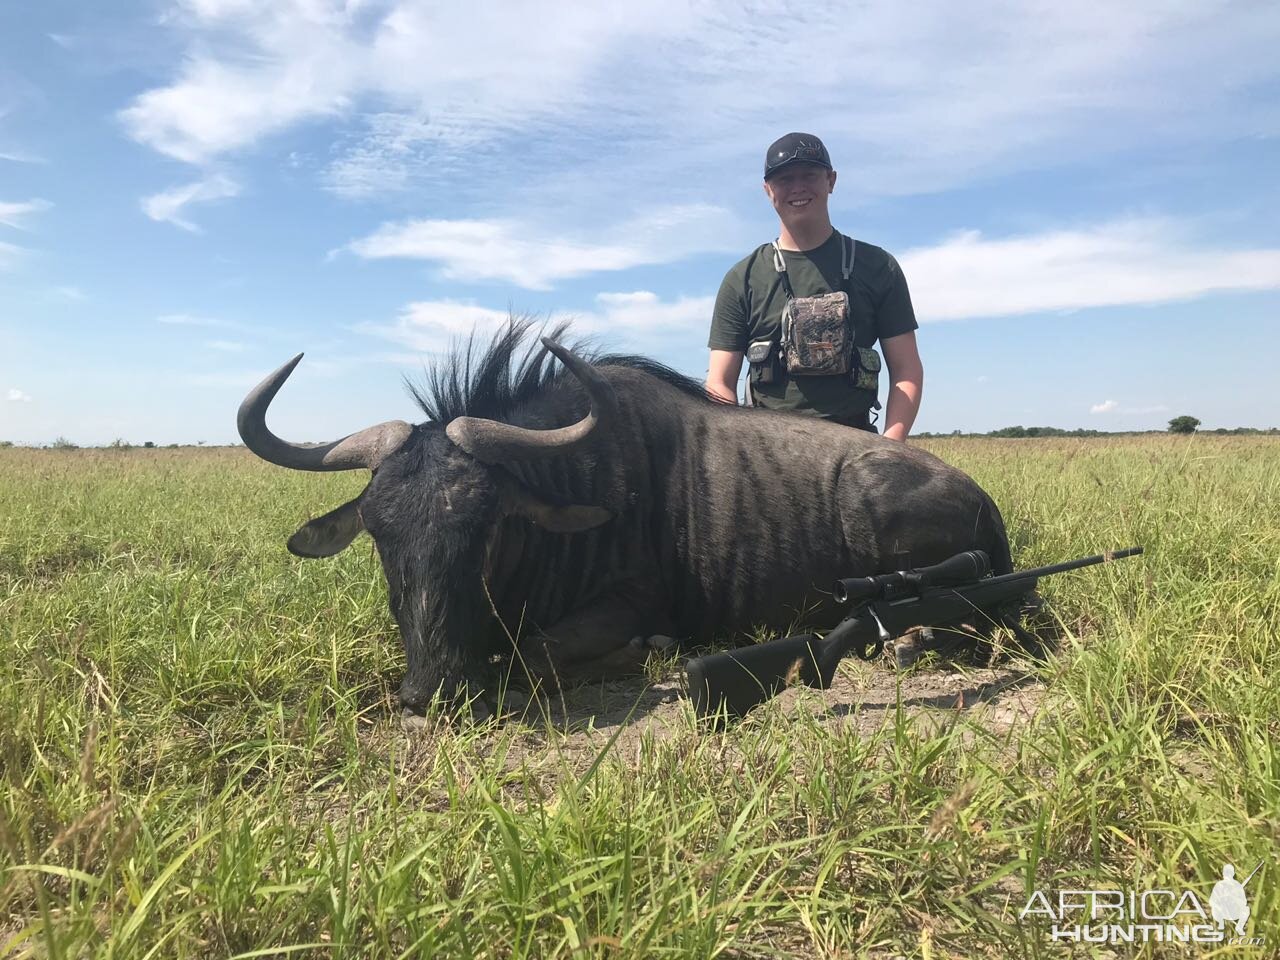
[764,132,832,179]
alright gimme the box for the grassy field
[1,436,1277,958]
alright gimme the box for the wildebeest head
[237,332,617,715]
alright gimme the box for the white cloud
[121,1,680,167]
[0,199,51,229]
[141,174,240,232]
[345,205,739,290]
[355,215,1277,335]
[324,113,436,198]
[901,218,1280,322]
[356,300,515,353]
[7,389,32,403]
[177,0,264,19]
[121,54,354,165]
[119,0,1280,212]
[357,290,714,355]
[576,291,715,339]
[1090,400,1168,415]
[0,151,44,164]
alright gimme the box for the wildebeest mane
[594,353,717,404]
[408,318,716,423]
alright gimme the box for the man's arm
[706,349,744,404]
[707,261,749,403]
[880,331,923,441]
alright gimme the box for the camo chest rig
[745,234,882,397]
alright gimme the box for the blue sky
[1,0,1277,445]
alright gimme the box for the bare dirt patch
[571,658,1039,743]
[398,655,1049,788]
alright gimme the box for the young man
[706,133,923,440]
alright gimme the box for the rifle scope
[833,550,991,604]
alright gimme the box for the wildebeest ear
[288,497,365,558]
[498,477,612,533]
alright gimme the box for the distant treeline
[914,426,1280,438]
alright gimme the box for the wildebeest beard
[239,319,1014,719]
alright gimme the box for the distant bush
[108,438,132,450]
[1168,415,1201,434]
[51,436,78,450]
[0,440,12,448]
[984,426,1108,438]
[143,441,156,449]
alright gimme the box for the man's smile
[788,198,812,207]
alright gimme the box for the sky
[1,0,1278,445]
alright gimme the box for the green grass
[1,437,1277,958]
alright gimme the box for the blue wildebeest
[238,323,1012,716]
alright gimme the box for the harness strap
[771,233,855,292]
[841,234,856,282]
[770,242,796,300]
[772,233,855,351]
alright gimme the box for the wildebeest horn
[445,338,618,463]
[238,353,413,471]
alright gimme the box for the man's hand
[881,331,923,441]
[706,349,744,404]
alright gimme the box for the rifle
[685,546,1143,720]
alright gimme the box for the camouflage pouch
[852,345,881,391]
[782,291,853,375]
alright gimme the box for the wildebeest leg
[893,625,979,668]
[514,585,675,686]
[895,591,1051,668]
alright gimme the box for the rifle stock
[687,618,878,720]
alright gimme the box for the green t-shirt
[708,230,918,419]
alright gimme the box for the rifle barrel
[975,546,1143,590]
[1242,859,1265,887]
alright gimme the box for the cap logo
[765,134,831,177]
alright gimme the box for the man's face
[763,163,837,227]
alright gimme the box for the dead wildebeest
[238,322,1013,718]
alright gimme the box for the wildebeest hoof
[398,676,496,728]
[399,694,494,732]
